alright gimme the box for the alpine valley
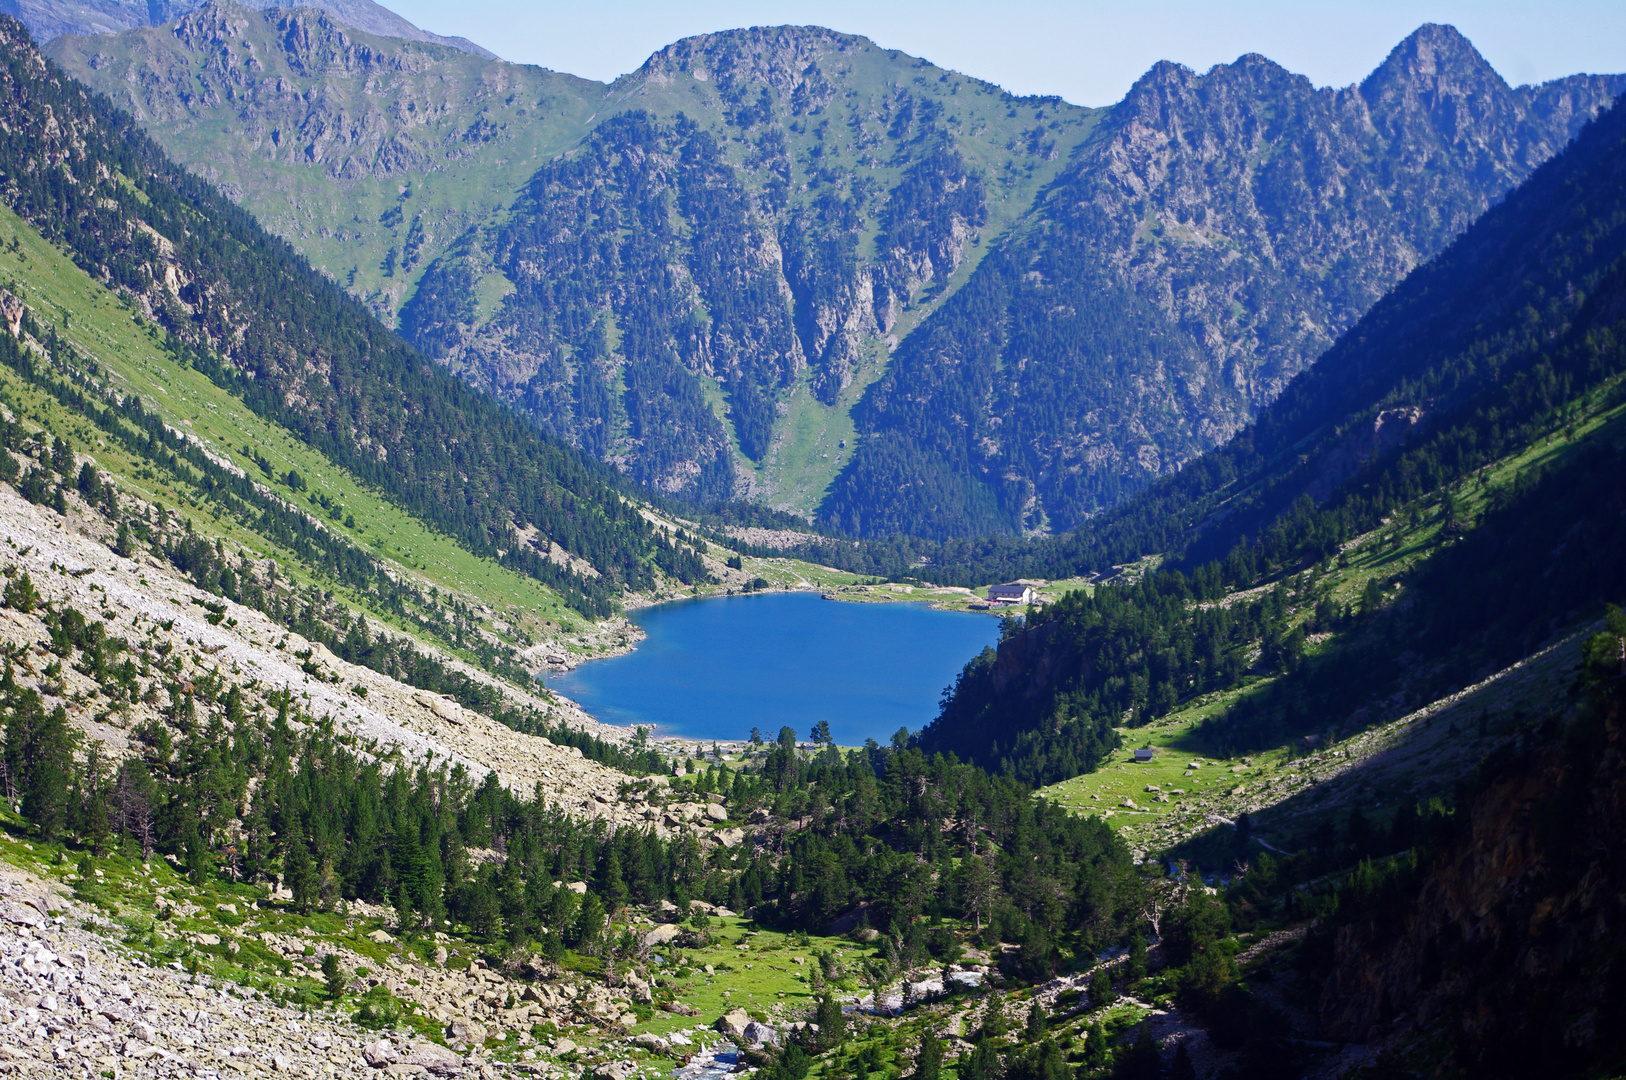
[0,4,1611,1080]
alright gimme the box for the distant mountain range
[2,0,490,53]
[41,2,1626,534]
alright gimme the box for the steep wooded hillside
[920,92,1626,783]
[1306,617,1626,1079]
[0,15,713,618]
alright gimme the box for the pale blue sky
[389,1,1626,107]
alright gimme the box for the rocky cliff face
[823,25,1626,537]
[398,26,1080,503]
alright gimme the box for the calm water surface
[545,592,1001,745]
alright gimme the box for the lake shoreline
[545,590,1003,746]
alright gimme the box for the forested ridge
[919,93,1626,784]
[0,17,710,618]
[822,26,1626,538]
[399,26,1059,505]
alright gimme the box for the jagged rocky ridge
[4,0,490,54]
[45,14,1626,527]
[824,25,1626,537]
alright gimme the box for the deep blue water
[544,592,1001,745]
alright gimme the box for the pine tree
[960,1039,1000,1080]
[1168,1043,1195,1080]
[1091,965,1116,1007]
[12,701,73,840]
[285,835,319,914]
[1025,999,1047,1042]
[182,818,210,883]
[1126,930,1148,983]
[814,990,845,1050]
[1112,1027,1163,1080]
[913,1028,942,1080]
[981,992,1008,1038]
[3,572,38,613]
[322,953,347,1000]
[1084,1021,1108,1071]
[599,846,627,912]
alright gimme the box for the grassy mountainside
[48,2,593,318]
[919,92,1626,786]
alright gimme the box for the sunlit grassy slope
[1041,383,1626,850]
[0,200,585,642]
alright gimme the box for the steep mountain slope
[402,27,1098,504]
[47,1,593,319]
[0,15,724,621]
[1307,618,1626,1079]
[55,14,1098,505]
[823,25,1626,538]
[919,92,1626,784]
[3,0,490,53]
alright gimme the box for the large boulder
[0,901,43,928]
[403,1042,465,1076]
[631,1032,671,1055]
[643,923,683,949]
[742,1021,781,1047]
[446,1018,487,1047]
[362,1039,398,1067]
[715,1008,753,1041]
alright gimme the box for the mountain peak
[1361,22,1507,103]
[632,24,872,95]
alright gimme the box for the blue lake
[544,592,1001,745]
